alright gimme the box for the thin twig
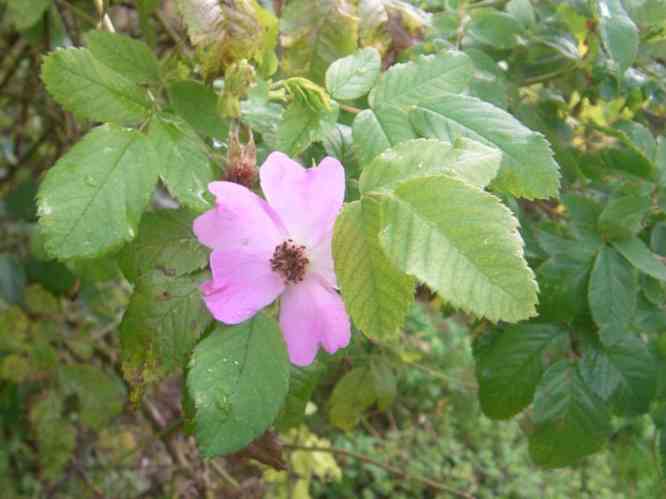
[339,104,361,114]
[94,0,115,32]
[210,460,241,489]
[282,444,475,499]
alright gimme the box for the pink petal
[279,276,351,366]
[309,230,337,288]
[259,153,345,248]
[193,181,286,255]
[202,249,285,324]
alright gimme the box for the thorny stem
[282,444,475,499]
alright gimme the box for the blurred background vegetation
[1,0,666,497]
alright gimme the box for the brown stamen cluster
[270,239,309,284]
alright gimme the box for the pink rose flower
[193,152,351,366]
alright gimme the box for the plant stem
[282,444,475,499]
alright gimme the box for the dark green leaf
[528,360,611,468]
[598,0,639,74]
[598,194,650,241]
[588,245,638,330]
[187,314,290,457]
[0,254,25,305]
[167,80,229,139]
[613,237,666,281]
[580,335,657,416]
[117,208,208,283]
[120,269,212,392]
[475,324,567,419]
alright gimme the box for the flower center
[270,239,309,284]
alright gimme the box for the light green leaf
[41,48,152,124]
[588,245,638,329]
[359,138,501,194]
[333,199,415,341]
[410,95,560,200]
[598,194,650,241]
[506,0,536,27]
[352,109,392,167]
[148,114,215,212]
[613,237,666,282]
[528,360,611,469]
[117,209,209,283]
[120,269,212,394]
[467,10,525,49]
[351,107,418,166]
[379,175,538,322]
[277,100,339,156]
[475,324,567,420]
[85,31,161,84]
[370,52,473,108]
[371,356,397,410]
[326,48,381,100]
[37,126,160,260]
[167,80,229,139]
[59,364,126,430]
[187,314,290,457]
[280,0,358,84]
[598,0,639,74]
[580,335,656,416]
[6,0,50,29]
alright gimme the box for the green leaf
[325,48,381,100]
[580,335,657,416]
[187,314,290,457]
[41,48,152,124]
[353,105,419,167]
[598,0,639,74]
[613,237,666,282]
[85,31,161,84]
[328,366,377,430]
[506,0,536,27]
[276,362,325,431]
[369,51,474,108]
[120,269,212,393]
[467,10,525,49]
[528,360,611,469]
[370,356,397,410]
[118,209,209,283]
[475,324,567,420]
[536,258,591,322]
[280,0,359,84]
[333,199,415,341]
[359,138,501,194]
[410,95,561,200]
[29,392,76,482]
[167,80,229,139]
[59,364,126,430]
[277,100,339,156]
[588,245,638,329]
[37,126,159,260]
[379,175,538,322]
[6,0,50,29]
[148,114,215,212]
[598,194,650,241]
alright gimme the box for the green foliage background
[2,0,666,497]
